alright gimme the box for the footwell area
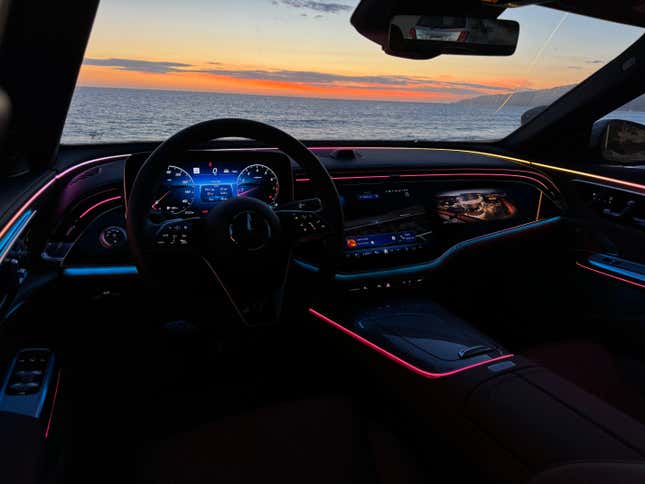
[138,396,424,484]
[54,316,438,484]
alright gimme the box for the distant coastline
[455,84,645,111]
[75,83,645,112]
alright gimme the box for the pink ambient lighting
[431,167,557,187]
[308,308,514,379]
[296,171,552,193]
[329,174,391,181]
[2,147,642,245]
[400,172,551,192]
[78,195,122,219]
[45,369,62,439]
[307,147,645,193]
[576,262,645,290]
[0,155,128,241]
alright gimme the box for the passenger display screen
[435,189,518,224]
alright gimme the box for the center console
[326,300,509,375]
[310,296,645,483]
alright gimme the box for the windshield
[61,1,644,143]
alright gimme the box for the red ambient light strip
[296,172,552,193]
[45,369,62,439]
[576,262,645,290]
[78,195,122,219]
[308,307,514,379]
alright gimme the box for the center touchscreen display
[342,186,432,257]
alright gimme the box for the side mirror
[388,15,519,60]
[601,119,645,164]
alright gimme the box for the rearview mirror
[601,119,645,164]
[388,15,519,60]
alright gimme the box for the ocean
[61,86,645,144]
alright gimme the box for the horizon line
[74,83,531,105]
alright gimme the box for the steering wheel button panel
[283,212,329,238]
[155,220,194,248]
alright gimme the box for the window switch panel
[0,349,55,418]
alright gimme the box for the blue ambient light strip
[0,209,34,263]
[587,258,645,284]
[63,265,139,277]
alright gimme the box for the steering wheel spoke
[201,254,289,326]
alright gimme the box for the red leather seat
[137,396,424,484]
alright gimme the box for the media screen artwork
[436,189,518,223]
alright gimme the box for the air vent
[330,149,360,161]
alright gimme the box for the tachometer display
[152,165,196,215]
[236,164,280,205]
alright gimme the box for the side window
[601,93,645,125]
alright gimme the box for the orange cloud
[77,64,528,102]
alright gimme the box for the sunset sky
[77,0,644,103]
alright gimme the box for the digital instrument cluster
[147,159,286,218]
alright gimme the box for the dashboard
[296,174,560,272]
[39,148,562,280]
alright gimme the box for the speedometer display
[152,165,196,215]
[236,164,280,205]
[148,159,286,219]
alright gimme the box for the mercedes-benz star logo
[228,210,271,250]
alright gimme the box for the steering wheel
[126,119,343,324]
